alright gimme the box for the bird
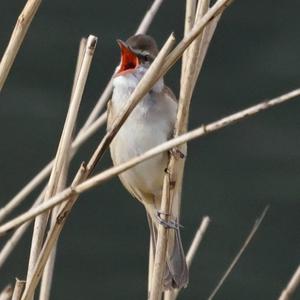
[107,34,188,290]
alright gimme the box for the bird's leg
[156,210,183,230]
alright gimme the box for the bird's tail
[147,214,189,290]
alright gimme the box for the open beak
[115,39,139,76]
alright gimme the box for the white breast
[109,72,177,198]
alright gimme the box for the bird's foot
[156,210,183,230]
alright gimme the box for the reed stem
[0,0,42,90]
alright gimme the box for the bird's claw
[156,210,183,230]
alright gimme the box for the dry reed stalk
[186,216,210,268]
[207,206,269,300]
[39,162,70,300]
[0,0,163,223]
[150,1,210,297]
[136,0,165,34]
[148,237,155,296]
[71,38,87,99]
[0,165,50,223]
[176,0,211,134]
[12,279,26,300]
[20,164,88,300]
[0,41,86,270]
[0,285,12,300]
[38,37,87,300]
[181,0,197,86]
[152,18,231,295]
[38,212,57,300]
[24,35,97,299]
[72,112,107,148]
[149,173,172,300]
[193,13,222,85]
[165,216,211,300]
[155,1,218,298]
[0,0,42,91]
[1,87,300,234]
[181,0,208,88]
[158,4,197,294]
[0,188,45,270]
[278,266,300,300]
[150,1,207,300]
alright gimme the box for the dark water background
[0,1,300,299]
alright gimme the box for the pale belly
[110,116,169,200]
[109,72,176,201]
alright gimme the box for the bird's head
[115,34,158,77]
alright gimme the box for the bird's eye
[143,54,150,62]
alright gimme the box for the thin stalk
[0,0,42,90]
[149,174,171,300]
[136,0,165,35]
[71,38,87,99]
[181,0,197,86]
[20,165,88,300]
[38,36,87,300]
[151,0,210,295]
[0,164,50,223]
[278,266,300,300]
[186,216,211,268]
[207,206,269,300]
[0,188,45,270]
[25,35,97,299]
[181,0,206,88]
[148,237,154,296]
[149,15,232,289]
[193,13,222,84]
[173,0,211,224]
[39,161,71,300]
[12,279,26,300]
[1,87,298,237]
[163,2,216,299]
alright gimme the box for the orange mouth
[116,40,139,76]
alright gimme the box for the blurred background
[0,0,300,299]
